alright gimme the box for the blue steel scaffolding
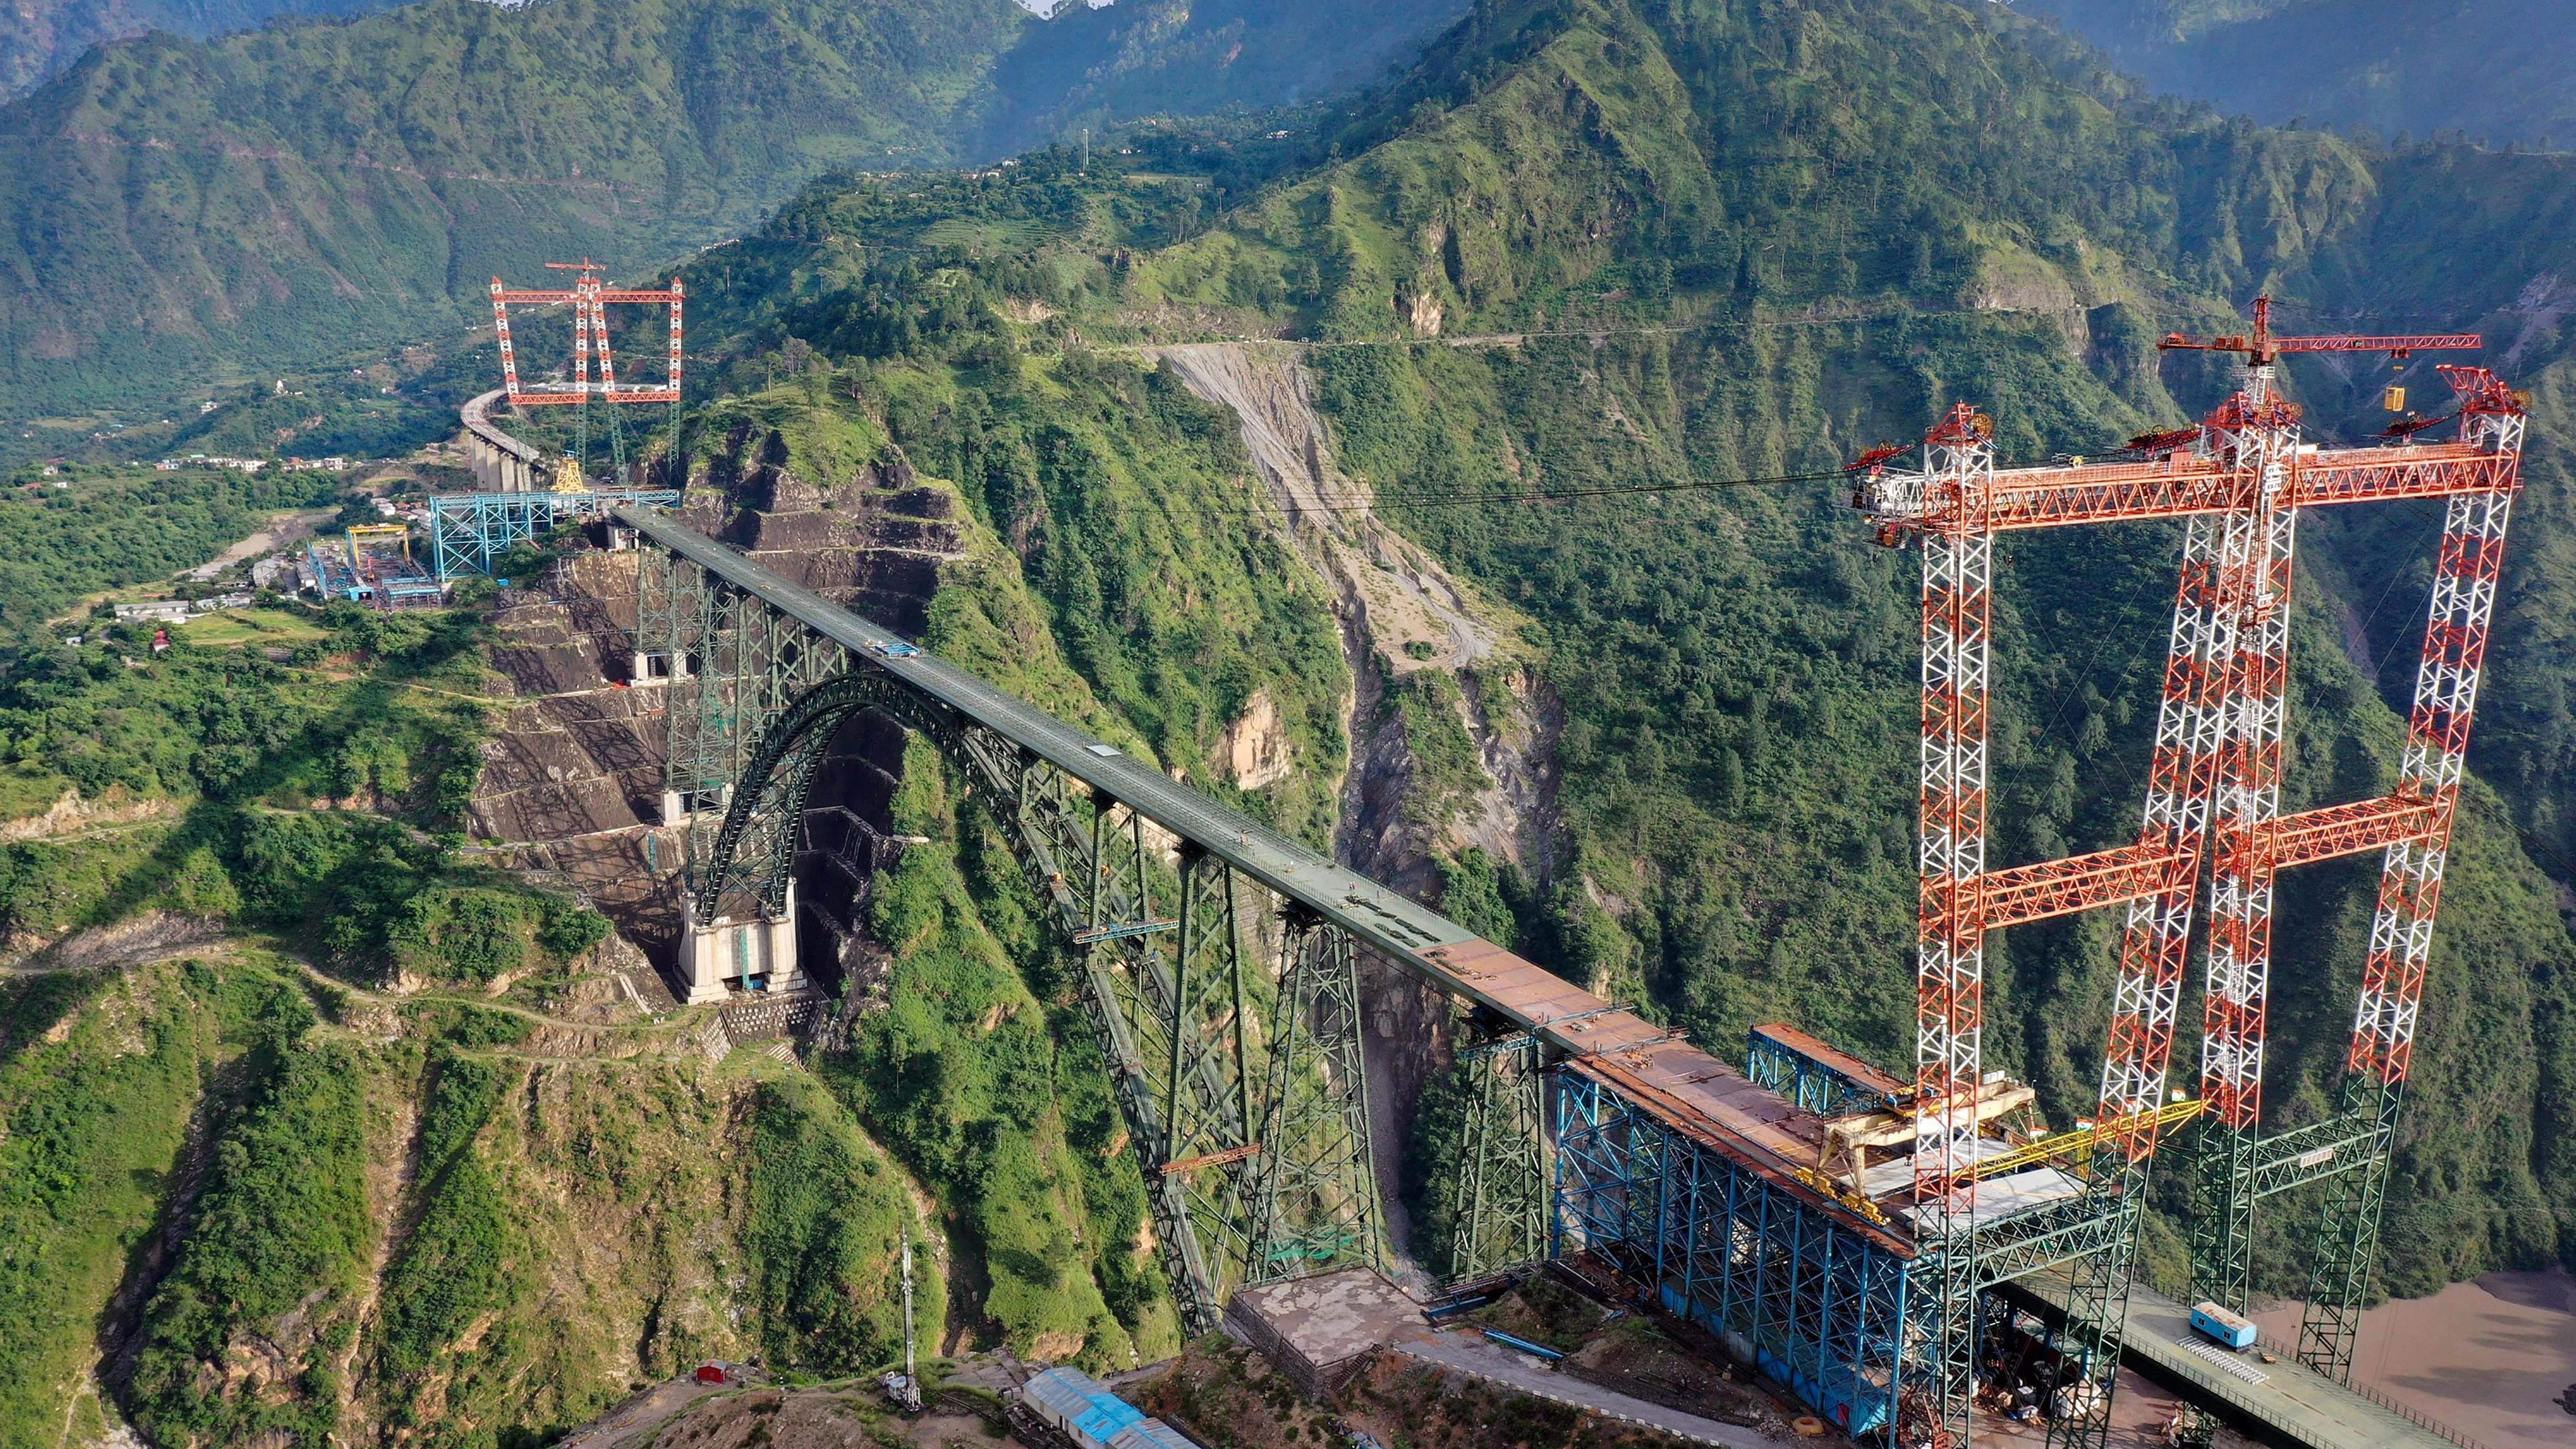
[1745,1023,1909,1119]
[429,490,680,580]
[1553,1069,1915,1439]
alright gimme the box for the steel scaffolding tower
[1855,302,2523,1446]
[490,261,683,480]
[427,489,679,580]
[2149,309,2523,1378]
[2299,379,2524,1380]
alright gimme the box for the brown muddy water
[2253,1269,2576,1448]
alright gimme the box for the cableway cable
[1216,465,1853,515]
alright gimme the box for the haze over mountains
[2024,0,2576,146]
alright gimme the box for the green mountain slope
[656,0,2576,1293]
[2024,0,2576,148]
[1215,0,2576,1291]
[0,0,395,103]
[5,1,2576,1439]
[0,0,1468,429]
[0,0,1023,423]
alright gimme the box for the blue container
[1021,1367,1147,1449]
[2189,1301,2258,1350]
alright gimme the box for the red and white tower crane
[489,260,684,481]
[1857,296,2523,1446]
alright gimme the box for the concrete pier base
[680,887,801,1004]
[659,782,726,828]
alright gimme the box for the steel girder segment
[1970,795,2438,931]
[2303,401,2521,1381]
[1932,441,2504,532]
[1443,1027,1548,1283]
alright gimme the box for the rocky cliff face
[1149,343,1559,891]
[1149,341,1564,1271]
[469,423,973,984]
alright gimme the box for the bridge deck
[2005,1273,2451,1449]
[464,388,546,465]
[617,505,1909,1253]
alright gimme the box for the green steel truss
[1968,1193,2133,1292]
[649,550,1381,1332]
[1439,1026,1547,1283]
[2190,1123,2257,1316]
[427,489,680,580]
[2044,1153,2152,1449]
[2245,1114,2377,1199]
[2188,1107,2381,1323]
[2298,1077,2404,1382]
[1249,915,1387,1283]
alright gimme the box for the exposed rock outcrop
[468,428,970,987]
[1151,342,1564,1272]
[1148,341,1558,888]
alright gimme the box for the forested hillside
[7,0,2576,1442]
[0,0,394,101]
[0,0,1464,427]
[661,0,2576,1295]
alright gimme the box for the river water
[2251,1269,2576,1449]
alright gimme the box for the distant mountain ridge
[2021,0,2576,147]
[0,0,397,101]
[0,0,1466,423]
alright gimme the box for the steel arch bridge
[612,501,2465,1449]
[618,502,1725,1329]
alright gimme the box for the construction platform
[2004,1273,2450,1449]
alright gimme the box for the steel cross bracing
[1442,1024,1550,1282]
